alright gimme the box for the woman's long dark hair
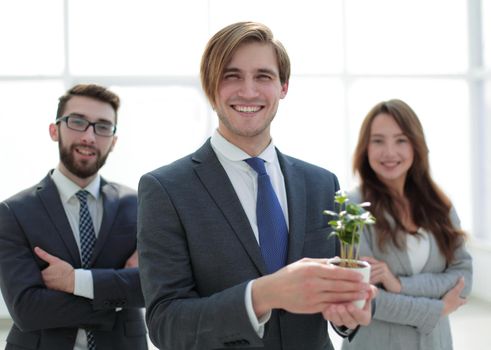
[353,99,465,263]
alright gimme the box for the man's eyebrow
[66,112,86,118]
[223,67,279,77]
[223,67,240,74]
[67,112,114,124]
[257,68,278,77]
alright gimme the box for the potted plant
[323,190,375,307]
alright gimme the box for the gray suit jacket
[342,189,473,350]
[0,173,148,350]
[137,139,342,350]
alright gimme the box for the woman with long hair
[342,99,472,350]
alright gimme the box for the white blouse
[406,228,430,274]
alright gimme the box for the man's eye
[71,118,86,126]
[223,74,239,80]
[97,124,112,131]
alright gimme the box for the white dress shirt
[210,130,289,338]
[50,168,102,350]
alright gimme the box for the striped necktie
[76,190,97,350]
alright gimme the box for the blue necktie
[245,157,288,273]
[76,190,97,350]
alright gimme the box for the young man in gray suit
[0,84,147,349]
[138,22,376,350]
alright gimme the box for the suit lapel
[384,215,413,275]
[91,179,118,264]
[37,174,81,266]
[193,140,267,275]
[277,151,307,264]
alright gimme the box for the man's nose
[80,125,97,143]
[237,78,259,98]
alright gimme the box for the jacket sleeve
[0,202,116,332]
[137,173,263,350]
[357,230,443,335]
[398,241,472,298]
[399,207,473,298]
[91,267,145,309]
[373,290,444,335]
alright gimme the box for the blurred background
[0,0,490,348]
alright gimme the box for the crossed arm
[358,233,472,334]
[0,202,142,332]
[34,246,138,294]
[0,207,114,331]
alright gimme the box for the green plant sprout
[323,190,375,268]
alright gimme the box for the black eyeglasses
[56,114,117,137]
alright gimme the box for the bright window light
[0,0,64,75]
[69,0,209,75]
[0,81,64,201]
[274,77,348,184]
[100,85,211,189]
[483,0,491,68]
[346,0,468,74]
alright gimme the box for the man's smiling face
[214,41,288,149]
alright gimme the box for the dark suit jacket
[138,139,341,350]
[0,173,148,350]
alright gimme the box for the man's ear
[49,123,59,142]
[110,135,118,152]
[280,81,289,99]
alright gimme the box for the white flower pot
[330,257,371,309]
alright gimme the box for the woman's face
[367,113,414,192]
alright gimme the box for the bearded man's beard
[58,136,109,179]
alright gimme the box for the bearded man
[0,84,148,350]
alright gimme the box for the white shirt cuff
[245,280,271,338]
[74,269,94,299]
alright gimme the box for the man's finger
[34,247,59,264]
[360,256,375,262]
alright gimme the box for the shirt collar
[210,129,278,164]
[51,168,101,203]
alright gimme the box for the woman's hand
[361,256,401,293]
[442,277,466,316]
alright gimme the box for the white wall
[468,243,491,303]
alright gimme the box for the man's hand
[442,277,466,316]
[34,247,75,293]
[361,256,401,293]
[323,284,377,329]
[251,258,371,318]
[124,250,138,268]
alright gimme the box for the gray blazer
[342,189,473,350]
[0,173,147,350]
[137,139,342,350]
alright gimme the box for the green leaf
[323,210,338,217]
[324,190,376,261]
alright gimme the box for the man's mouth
[232,105,263,113]
[75,146,97,157]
